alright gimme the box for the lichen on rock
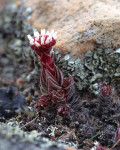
[0,2,33,60]
[54,48,120,93]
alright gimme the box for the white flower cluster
[27,29,57,47]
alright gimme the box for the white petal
[41,36,44,45]
[52,31,57,39]
[49,34,52,41]
[115,48,120,53]
[45,38,49,44]
[30,40,34,45]
[53,32,57,36]
[35,37,39,41]
[27,34,33,41]
[53,35,57,40]
[41,29,45,35]
[51,29,54,35]
[34,31,40,38]
[35,41,40,47]
[41,30,43,35]
[90,147,96,150]
[47,31,50,35]
[94,141,99,146]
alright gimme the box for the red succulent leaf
[42,53,55,76]
[35,95,52,109]
[50,89,66,103]
[99,82,112,97]
[96,145,106,150]
[98,82,113,106]
[57,104,70,117]
[62,76,73,89]
[115,128,120,143]
[40,65,64,94]
[47,78,61,92]
[40,52,53,68]
[63,76,75,100]
[63,76,74,94]
[46,53,55,70]
[55,65,64,86]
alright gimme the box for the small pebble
[26,95,32,103]
[34,91,40,97]
[16,78,24,86]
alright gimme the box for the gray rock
[0,123,69,150]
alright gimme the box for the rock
[0,86,26,118]
[16,78,24,86]
[0,1,8,11]
[0,3,33,60]
[0,123,73,150]
[20,0,120,56]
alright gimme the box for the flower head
[27,29,57,55]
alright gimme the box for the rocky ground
[1,1,120,150]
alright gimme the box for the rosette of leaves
[98,82,113,107]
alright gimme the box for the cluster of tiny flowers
[27,29,74,117]
[27,29,57,47]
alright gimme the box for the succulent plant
[27,29,74,116]
[57,104,70,117]
[98,82,113,106]
[99,83,111,97]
